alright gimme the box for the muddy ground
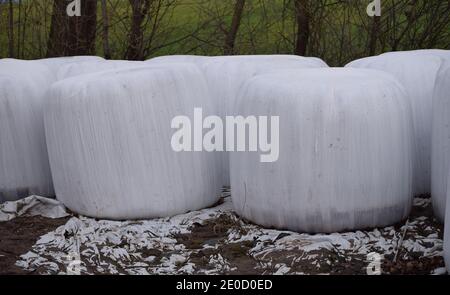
[0,190,447,275]
[0,216,69,274]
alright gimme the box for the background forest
[0,0,449,66]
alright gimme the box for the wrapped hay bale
[44,64,222,219]
[147,55,328,186]
[204,55,328,185]
[38,56,105,77]
[56,60,146,80]
[386,49,450,61]
[431,63,450,222]
[201,55,328,118]
[414,50,450,222]
[148,55,327,186]
[230,68,413,233]
[146,55,210,66]
[0,59,55,202]
[346,52,444,197]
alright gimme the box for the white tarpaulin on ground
[11,194,444,275]
[0,196,69,222]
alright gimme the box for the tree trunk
[294,0,309,56]
[47,0,98,57]
[101,0,112,59]
[125,0,151,60]
[17,0,21,58]
[8,0,14,58]
[224,0,245,55]
[368,15,381,56]
[0,4,2,58]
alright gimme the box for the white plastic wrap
[44,64,222,219]
[38,56,105,77]
[385,49,450,61]
[431,64,450,222]
[56,60,146,80]
[207,56,328,185]
[346,52,444,196]
[0,59,56,202]
[146,55,210,66]
[230,68,414,233]
[200,55,328,118]
[147,55,328,185]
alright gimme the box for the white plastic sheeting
[13,194,442,274]
[346,52,444,196]
[148,55,327,118]
[146,55,209,65]
[56,60,146,80]
[200,55,328,118]
[385,49,450,61]
[38,56,105,77]
[0,56,107,203]
[0,59,56,202]
[230,68,414,233]
[0,195,69,221]
[431,63,450,222]
[147,55,328,185]
[44,64,222,219]
[205,56,328,185]
[419,50,450,222]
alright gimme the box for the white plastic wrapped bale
[385,49,450,61]
[38,56,105,77]
[230,68,414,233]
[346,52,444,196]
[0,59,55,202]
[56,60,146,80]
[44,64,222,219]
[168,55,327,186]
[147,55,327,186]
[431,64,450,222]
[146,55,210,66]
[200,55,328,118]
[147,55,327,118]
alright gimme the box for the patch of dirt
[383,256,444,275]
[175,213,261,274]
[4,192,447,275]
[379,195,446,274]
[172,197,446,275]
[410,195,435,218]
[0,216,69,274]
